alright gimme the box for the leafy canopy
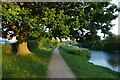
[2,2,119,42]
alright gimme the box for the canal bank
[59,45,120,78]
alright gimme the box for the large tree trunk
[16,23,31,55]
[17,42,31,55]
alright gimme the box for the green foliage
[82,39,104,50]
[79,32,120,52]
[92,40,104,50]
[60,45,91,60]
[2,3,29,24]
[2,2,119,43]
[2,43,12,53]
[59,48,120,78]
[83,32,120,52]
[2,40,53,78]
[103,33,120,51]
[28,37,59,49]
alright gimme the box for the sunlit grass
[2,41,53,78]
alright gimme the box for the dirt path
[48,47,76,78]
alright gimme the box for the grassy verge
[60,45,91,60]
[59,45,120,78]
[2,40,53,78]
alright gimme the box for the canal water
[89,50,120,73]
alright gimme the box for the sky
[97,0,119,38]
[110,0,119,35]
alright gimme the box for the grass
[0,44,2,79]
[59,46,120,78]
[2,40,53,78]
[60,45,91,60]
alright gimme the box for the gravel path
[48,47,76,78]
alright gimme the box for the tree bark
[16,23,31,55]
[17,42,31,55]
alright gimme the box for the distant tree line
[81,32,120,52]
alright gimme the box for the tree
[67,2,118,43]
[2,2,41,54]
[41,2,118,43]
[2,2,118,54]
[103,32,120,51]
[2,2,70,54]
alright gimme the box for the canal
[89,50,120,72]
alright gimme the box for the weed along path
[48,47,76,78]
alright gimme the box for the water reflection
[89,50,120,72]
[107,52,120,72]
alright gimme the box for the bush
[2,43,12,53]
[60,45,91,60]
[37,37,56,48]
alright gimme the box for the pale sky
[110,0,119,35]
[111,17,118,35]
[97,0,119,38]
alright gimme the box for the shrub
[2,43,12,53]
[37,37,54,48]
[60,45,91,60]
